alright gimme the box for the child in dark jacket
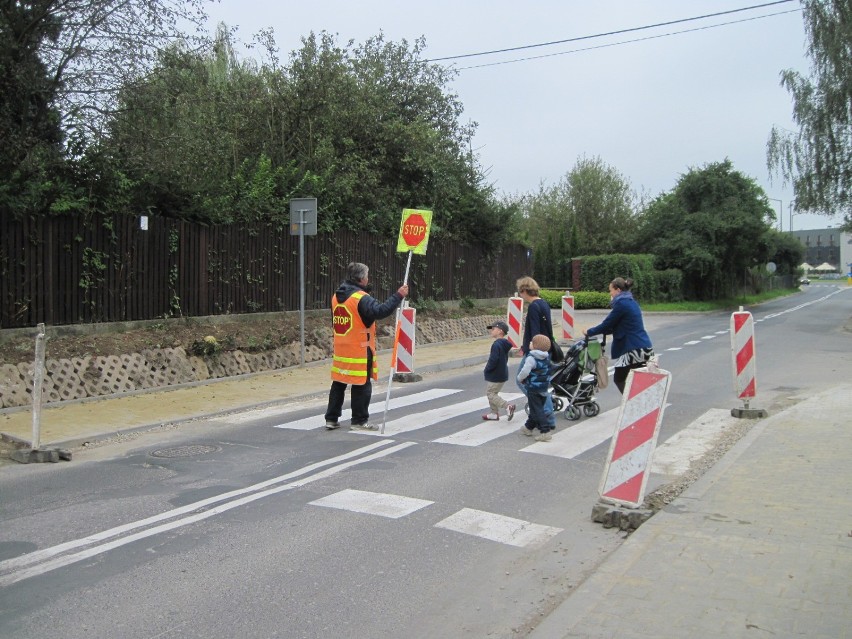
[482,321,516,421]
[516,334,554,442]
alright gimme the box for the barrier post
[392,306,420,383]
[596,366,671,510]
[561,292,575,340]
[730,307,768,418]
[506,294,523,348]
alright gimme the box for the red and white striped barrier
[506,295,523,348]
[730,309,756,403]
[561,293,575,340]
[599,367,671,508]
[392,307,417,374]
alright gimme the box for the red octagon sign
[401,213,428,248]
[333,305,353,336]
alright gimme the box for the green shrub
[541,289,610,309]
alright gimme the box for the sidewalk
[0,338,491,448]
[531,382,852,639]
[3,332,850,638]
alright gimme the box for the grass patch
[644,288,801,312]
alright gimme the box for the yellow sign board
[396,209,432,255]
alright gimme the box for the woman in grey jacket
[584,277,654,394]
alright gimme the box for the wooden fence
[0,215,531,329]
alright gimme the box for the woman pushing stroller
[583,277,654,394]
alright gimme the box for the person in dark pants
[324,262,408,431]
[516,334,554,442]
[584,277,654,394]
[516,276,557,428]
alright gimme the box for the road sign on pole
[289,198,318,366]
[396,209,432,254]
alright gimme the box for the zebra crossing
[272,387,716,468]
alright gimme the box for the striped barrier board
[730,310,756,401]
[506,296,523,348]
[561,294,575,340]
[392,307,417,374]
[598,367,672,508]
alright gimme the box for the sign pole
[381,250,413,434]
[289,198,317,368]
[299,208,306,367]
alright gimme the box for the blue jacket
[517,349,550,394]
[484,337,513,383]
[586,291,652,359]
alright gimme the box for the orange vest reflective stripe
[330,290,378,384]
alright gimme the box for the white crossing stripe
[666,347,683,351]
[684,340,702,345]
[432,394,525,446]
[522,408,619,458]
[273,388,462,430]
[435,508,563,547]
[701,335,716,340]
[309,489,433,518]
[650,408,742,475]
[357,396,502,437]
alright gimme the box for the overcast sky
[204,0,841,232]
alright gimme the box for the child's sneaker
[481,413,500,421]
[534,431,552,442]
[325,421,339,430]
[519,425,535,437]
[506,404,516,421]
[350,422,377,431]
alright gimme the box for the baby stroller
[522,337,604,421]
[548,337,604,421]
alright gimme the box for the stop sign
[401,213,428,249]
[332,305,353,336]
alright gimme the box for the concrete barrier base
[591,502,654,531]
[731,407,769,419]
[10,447,72,464]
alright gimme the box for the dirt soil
[0,306,498,366]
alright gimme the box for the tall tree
[0,0,68,215]
[767,0,852,227]
[520,156,638,262]
[637,160,775,300]
[30,0,210,136]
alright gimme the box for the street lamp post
[789,202,802,232]
[768,198,782,232]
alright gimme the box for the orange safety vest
[330,291,378,384]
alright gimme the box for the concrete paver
[530,383,852,639]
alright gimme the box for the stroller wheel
[524,402,530,415]
[583,402,600,417]
[564,405,581,421]
[552,396,565,412]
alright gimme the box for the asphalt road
[0,284,849,638]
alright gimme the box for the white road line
[309,489,433,518]
[274,388,462,430]
[431,394,525,446]
[435,508,563,548]
[715,330,728,335]
[700,335,716,340]
[684,340,702,345]
[666,347,682,351]
[0,441,408,585]
[521,408,619,459]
